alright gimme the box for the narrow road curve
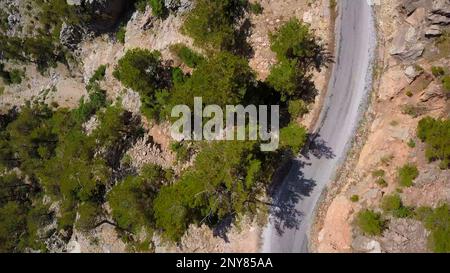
[262,0,376,253]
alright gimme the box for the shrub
[356,209,385,236]
[376,178,388,188]
[418,204,450,253]
[417,117,450,169]
[249,2,263,15]
[442,75,450,94]
[116,25,126,44]
[113,49,168,95]
[149,0,166,17]
[398,163,419,187]
[407,139,416,148]
[170,44,205,68]
[381,194,414,218]
[431,66,445,77]
[279,123,308,154]
[288,99,308,120]
[183,0,247,51]
[350,195,359,202]
[372,169,385,178]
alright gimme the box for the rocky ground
[313,0,450,253]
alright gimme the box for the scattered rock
[425,24,443,37]
[60,22,85,50]
[405,65,423,80]
[406,7,427,26]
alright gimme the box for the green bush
[350,195,359,202]
[279,123,308,154]
[398,163,419,187]
[417,117,450,169]
[288,99,308,120]
[267,18,326,101]
[372,169,385,178]
[381,194,414,218]
[149,0,166,17]
[442,75,450,94]
[249,2,263,14]
[417,204,450,253]
[116,26,126,44]
[114,49,168,95]
[170,44,205,68]
[431,66,445,77]
[356,209,385,236]
[183,0,247,51]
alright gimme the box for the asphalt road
[262,0,376,253]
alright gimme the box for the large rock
[59,22,85,50]
[390,24,425,61]
[428,13,450,24]
[398,0,429,15]
[432,0,450,16]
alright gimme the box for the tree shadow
[268,133,335,235]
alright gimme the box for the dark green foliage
[0,173,51,252]
[170,141,191,162]
[154,140,272,241]
[183,0,247,51]
[431,66,445,77]
[249,2,263,15]
[442,75,450,94]
[356,209,385,236]
[109,164,168,233]
[398,163,419,187]
[288,99,308,120]
[416,204,450,253]
[417,117,450,169]
[170,51,255,109]
[0,65,24,85]
[149,0,166,17]
[170,44,205,68]
[267,18,328,101]
[350,195,359,202]
[76,202,103,232]
[279,123,308,154]
[117,26,126,44]
[381,194,414,218]
[114,48,172,120]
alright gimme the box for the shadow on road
[269,134,335,236]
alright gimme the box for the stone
[428,13,450,24]
[432,0,450,16]
[398,0,425,15]
[405,65,422,80]
[406,7,426,26]
[390,24,425,61]
[425,24,443,37]
[59,22,85,50]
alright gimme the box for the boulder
[432,0,450,16]
[59,22,85,50]
[398,0,427,15]
[406,7,426,26]
[390,25,425,61]
[405,65,423,80]
[428,13,450,24]
[425,24,443,37]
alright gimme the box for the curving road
[262,0,376,253]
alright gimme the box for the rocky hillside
[315,0,450,253]
[0,0,332,253]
